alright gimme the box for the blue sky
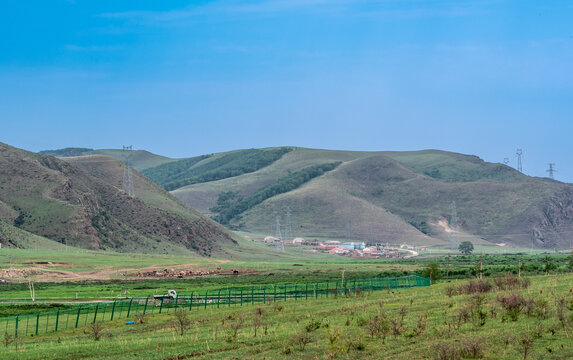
[1,0,572,181]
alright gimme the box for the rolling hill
[40,148,175,171]
[151,147,573,249]
[0,142,237,256]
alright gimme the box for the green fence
[0,274,429,338]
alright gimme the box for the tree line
[212,162,342,224]
[143,148,292,191]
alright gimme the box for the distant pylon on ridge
[503,158,510,165]
[516,149,523,173]
[547,163,556,179]
[122,145,135,197]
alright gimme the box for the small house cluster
[252,237,419,259]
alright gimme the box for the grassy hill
[40,148,175,171]
[0,143,237,256]
[164,147,573,249]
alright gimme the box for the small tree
[422,262,443,283]
[172,309,191,336]
[567,250,573,271]
[458,241,474,255]
[543,256,556,275]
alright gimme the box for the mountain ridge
[0,143,237,256]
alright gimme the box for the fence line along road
[1,274,430,338]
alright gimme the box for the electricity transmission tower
[449,200,459,250]
[547,163,556,179]
[345,220,351,242]
[275,216,284,251]
[503,158,510,165]
[122,146,135,197]
[516,149,523,173]
[284,206,293,241]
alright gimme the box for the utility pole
[446,255,450,282]
[275,216,284,251]
[449,200,459,250]
[122,146,135,197]
[547,163,556,179]
[516,149,523,173]
[479,254,483,280]
[284,206,293,241]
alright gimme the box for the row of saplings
[135,274,572,359]
[436,274,573,360]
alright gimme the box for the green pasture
[2,273,573,359]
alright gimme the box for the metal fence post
[55,310,60,332]
[110,302,116,321]
[127,298,134,317]
[93,304,100,324]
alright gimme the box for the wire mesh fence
[1,274,429,338]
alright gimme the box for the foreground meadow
[2,273,573,359]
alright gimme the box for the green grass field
[2,273,573,359]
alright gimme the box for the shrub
[493,274,530,291]
[498,293,526,321]
[305,319,322,333]
[514,333,535,360]
[134,311,147,324]
[462,280,492,295]
[344,337,366,353]
[224,313,245,342]
[2,332,14,348]
[444,285,458,297]
[460,337,486,358]
[365,315,390,341]
[414,314,427,336]
[292,330,313,351]
[84,323,105,341]
[434,342,459,360]
[253,307,265,337]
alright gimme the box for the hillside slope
[40,148,175,171]
[0,143,236,256]
[168,147,573,249]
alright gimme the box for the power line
[122,145,134,197]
